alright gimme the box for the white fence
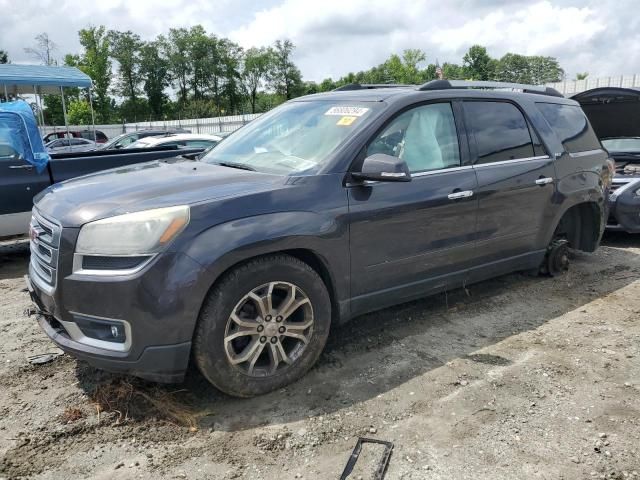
[41,113,262,140]
[547,74,640,96]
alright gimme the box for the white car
[46,138,97,153]
[126,133,223,150]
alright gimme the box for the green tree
[442,62,464,80]
[494,53,531,83]
[218,38,244,114]
[268,39,303,100]
[399,49,426,84]
[319,78,337,92]
[139,40,170,119]
[67,99,92,124]
[75,26,112,123]
[24,33,57,65]
[0,50,8,64]
[165,28,193,104]
[242,47,271,113]
[462,45,496,80]
[495,53,563,84]
[108,30,144,119]
[576,72,589,80]
[526,55,564,83]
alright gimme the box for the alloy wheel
[223,281,314,377]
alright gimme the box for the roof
[0,64,92,95]
[298,86,576,105]
[297,80,568,104]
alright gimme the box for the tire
[193,254,331,397]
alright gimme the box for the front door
[0,151,50,236]
[348,102,479,314]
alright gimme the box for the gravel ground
[0,234,639,479]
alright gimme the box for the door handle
[535,177,554,185]
[8,165,33,170]
[448,190,474,200]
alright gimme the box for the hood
[34,160,283,227]
[572,88,640,139]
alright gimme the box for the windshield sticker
[336,116,357,126]
[325,106,369,117]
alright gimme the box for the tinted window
[367,102,460,173]
[464,101,534,163]
[537,103,601,153]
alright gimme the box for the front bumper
[607,178,640,233]
[26,225,211,383]
[26,274,191,382]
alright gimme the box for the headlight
[76,206,190,255]
[635,187,640,197]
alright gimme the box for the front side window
[537,103,602,153]
[367,102,461,173]
[464,101,535,164]
[201,101,382,175]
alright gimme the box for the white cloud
[1,0,639,82]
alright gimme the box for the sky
[0,0,638,82]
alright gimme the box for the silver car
[46,138,97,153]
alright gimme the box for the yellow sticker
[336,116,357,126]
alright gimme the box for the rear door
[348,101,478,313]
[463,100,556,269]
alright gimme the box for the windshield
[98,133,128,150]
[200,100,380,175]
[601,137,640,153]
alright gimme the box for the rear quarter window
[537,103,601,153]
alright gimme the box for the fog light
[72,314,127,344]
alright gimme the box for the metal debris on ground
[27,352,62,365]
[339,437,394,480]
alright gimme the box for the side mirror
[351,153,411,183]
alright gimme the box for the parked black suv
[27,80,612,397]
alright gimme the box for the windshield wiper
[211,161,256,171]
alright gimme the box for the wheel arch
[195,248,343,330]
[550,201,603,252]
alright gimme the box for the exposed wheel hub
[545,239,570,276]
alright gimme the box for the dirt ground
[0,234,639,480]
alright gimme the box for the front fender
[179,210,350,318]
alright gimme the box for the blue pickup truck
[0,101,203,238]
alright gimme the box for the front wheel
[193,254,331,397]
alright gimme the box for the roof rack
[333,83,414,91]
[416,79,564,98]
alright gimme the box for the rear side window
[537,103,601,153]
[463,101,535,164]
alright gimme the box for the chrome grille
[29,212,61,293]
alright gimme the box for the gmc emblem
[29,225,42,243]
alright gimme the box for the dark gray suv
[27,80,612,397]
